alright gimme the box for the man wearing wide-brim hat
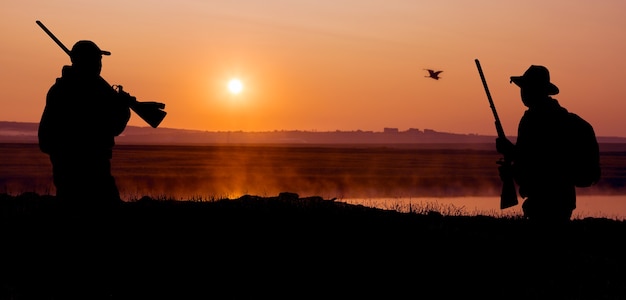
[496,65,599,225]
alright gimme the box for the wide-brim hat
[510,65,559,95]
[70,40,111,60]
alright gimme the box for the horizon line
[3,120,626,139]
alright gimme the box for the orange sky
[2,1,625,137]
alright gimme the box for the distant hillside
[3,121,626,147]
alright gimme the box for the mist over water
[111,144,507,200]
[2,143,625,219]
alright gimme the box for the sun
[227,78,243,94]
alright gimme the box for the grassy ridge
[2,192,626,299]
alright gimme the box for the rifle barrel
[36,20,71,55]
[475,59,518,209]
[475,59,505,138]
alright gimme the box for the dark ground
[2,192,626,300]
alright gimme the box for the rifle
[474,59,518,209]
[35,20,167,128]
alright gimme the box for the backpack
[567,113,601,187]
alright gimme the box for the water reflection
[338,195,626,221]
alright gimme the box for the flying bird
[424,69,443,80]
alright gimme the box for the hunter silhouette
[496,65,600,224]
[38,40,131,209]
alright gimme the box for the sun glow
[228,79,243,94]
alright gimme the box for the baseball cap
[69,40,111,60]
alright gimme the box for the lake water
[2,143,625,220]
[340,195,626,220]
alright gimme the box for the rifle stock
[113,85,167,129]
[131,101,167,129]
[36,20,167,128]
[475,59,518,209]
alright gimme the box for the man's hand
[113,85,138,107]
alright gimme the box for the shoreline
[2,192,626,299]
[339,195,626,221]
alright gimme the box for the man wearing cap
[38,40,131,209]
[496,65,598,224]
